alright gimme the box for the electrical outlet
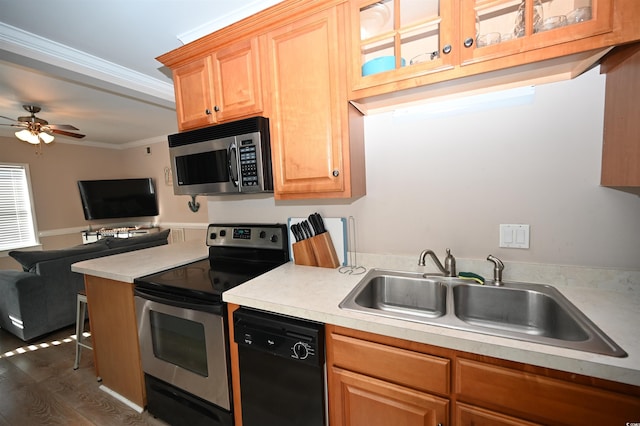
[146,146,151,155]
[499,224,530,249]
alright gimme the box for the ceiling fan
[0,105,85,146]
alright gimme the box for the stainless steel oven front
[134,289,230,411]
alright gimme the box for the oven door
[134,289,230,410]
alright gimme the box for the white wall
[207,67,640,270]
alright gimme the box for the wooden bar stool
[73,291,92,370]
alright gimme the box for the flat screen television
[78,178,159,220]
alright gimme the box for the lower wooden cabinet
[331,367,448,426]
[455,357,640,425]
[327,325,450,426]
[454,403,539,426]
[84,275,145,408]
[326,325,640,426]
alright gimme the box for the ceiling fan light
[15,129,31,141]
[15,129,40,144]
[39,132,55,144]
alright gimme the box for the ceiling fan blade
[47,124,79,131]
[0,122,27,128]
[0,115,18,122]
[51,129,85,138]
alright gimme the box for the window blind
[0,164,38,251]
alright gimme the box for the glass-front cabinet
[461,0,613,64]
[351,0,455,90]
[350,0,613,90]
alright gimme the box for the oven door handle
[134,287,224,315]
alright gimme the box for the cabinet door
[601,43,640,192]
[266,6,349,196]
[173,56,216,131]
[460,0,613,65]
[330,367,449,426]
[350,0,456,91]
[212,38,263,122]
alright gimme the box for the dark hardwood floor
[0,325,167,425]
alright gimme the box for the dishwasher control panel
[233,307,324,367]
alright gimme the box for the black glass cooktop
[135,257,279,302]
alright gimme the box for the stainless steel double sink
[339,269,627,357]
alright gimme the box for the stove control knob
[259,231,266,239]
[293,342,309,360]
[270,234,278,243]
[219,230,226,237]
[210,232,217,240]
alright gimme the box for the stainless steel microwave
[168,117,273,196]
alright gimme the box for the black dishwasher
[233,308,325,426]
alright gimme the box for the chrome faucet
[418,249,456,277]
[486,254,504,285]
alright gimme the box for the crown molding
[0,22,175,104]
[53,134,169,150]
[176,0,284,44]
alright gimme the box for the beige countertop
[71,239,209,283]
[71,240,640,387]
[223,258,640,388]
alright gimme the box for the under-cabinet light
[392,85,536,119]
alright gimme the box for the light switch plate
[499,224,530,249]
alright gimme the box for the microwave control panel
[239,141,260,188]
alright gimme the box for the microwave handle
[228,141,239,187]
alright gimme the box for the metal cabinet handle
[442,44,452,55]
[205,109,212,115]
[214,105,220,112]
[464,37,474,48]
[332,170,340,177]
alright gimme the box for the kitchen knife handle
[314,213,326,234]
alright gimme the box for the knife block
[309,232,340,268]
[292,240,317,266]
[292,232,340,268]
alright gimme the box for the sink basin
[339,269,627,357]
[453,284,589,341]
[339,270,448,322]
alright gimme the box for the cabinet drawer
[455,358,640,425]
[455,402,540,426]
[330,332,449,395]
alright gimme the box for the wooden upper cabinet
[460,0,613,65]
[171,38,263,131]
[173,56,216,131]
[350,0,457,92]
[212,38,263,122]
[348,0,625,101]
[600,43,640,194]
[266,4,366,200]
